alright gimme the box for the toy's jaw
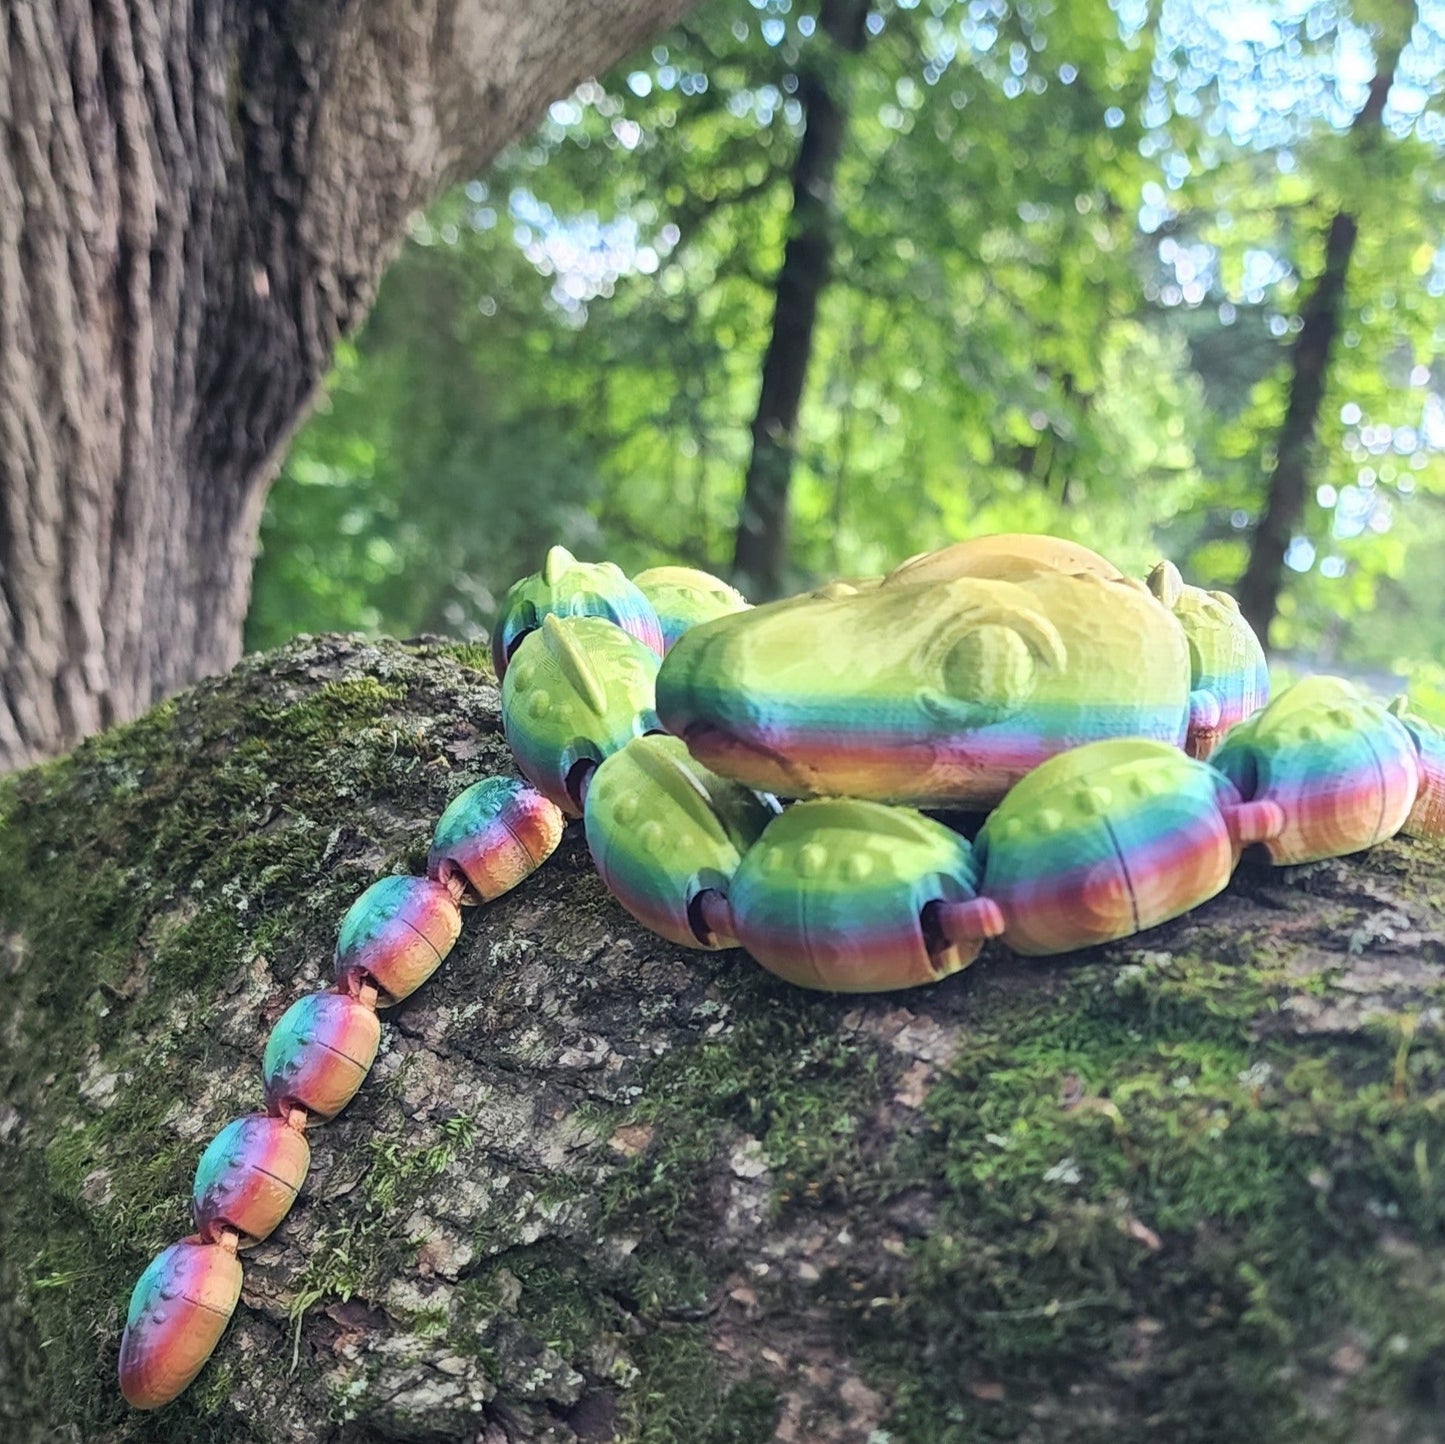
[679,720,815,795]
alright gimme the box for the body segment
[118,1238,244,1409]
[1212,676,1419,864]
[428,777,565,901]
[502,614,662,814]
[492,544,663,679]
[261,992,381,1120]
[193,1113,310,1246]
[333,875,462,1004]
[729,799,989,990]
[977,738,1273,955]
[584,734,778,948]
[632,565,749,652]
[1148,562,1269,759]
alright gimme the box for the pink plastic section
[934,896,1007,944]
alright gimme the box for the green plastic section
[992,736,1201,817]
[501,614,661,813]
[1221,674,1388,750]
[584,735,777,947]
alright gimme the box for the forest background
[245,0,1445,713]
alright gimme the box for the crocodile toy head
[656,566,1192,808]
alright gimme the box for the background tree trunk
[4,636,1445,1442]
[1234,1,1416,645]
[732,0,870,601]
[0,0,696,774]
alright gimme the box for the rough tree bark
[732,0,870,601]
[5,637,1445,1443]
[0,0,697,774]
[1234,0,1416,645]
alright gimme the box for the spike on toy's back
[541,613,609,718]
[543,544,575,586]
[491,547,664,681]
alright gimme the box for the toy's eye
[941,624,1038,709]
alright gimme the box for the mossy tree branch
[3,637,1445,1442]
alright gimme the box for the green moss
[854,947,1445,1443]
[438,641,495,675]
[602,997,886,1234]
[0,641,474,1436]
[626,1329,779,1444]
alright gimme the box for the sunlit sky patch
[412,0,1445,568]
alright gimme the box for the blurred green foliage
[248,0,1445,704]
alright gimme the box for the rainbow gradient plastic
[584,734,778,948]
[261,991,381,1120]
[1389,697,1445,839]
[502,613,662,815]
[1148,561,1269,759]
[118,1237,243,1409]
[631,565,750,653]
[976,738,1282,956]
[427,775,564,901]
[193,1113,311,1246]
[657,569,1191,808]
[1212,676,1419,865]
[333,875,462,1005]
[491,545,664,681]
[728,798,987,991]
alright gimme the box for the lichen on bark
[3,635,1445,1443]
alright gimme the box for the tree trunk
[1234,4,1415,644]
[5,636,1445,1443]
[732,0,869,601]
[0,0,696,774]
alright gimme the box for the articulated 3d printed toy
[118,535,1445,1408]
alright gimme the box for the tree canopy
[248,0,1445,710]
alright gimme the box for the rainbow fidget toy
[118,534,1445,1408]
